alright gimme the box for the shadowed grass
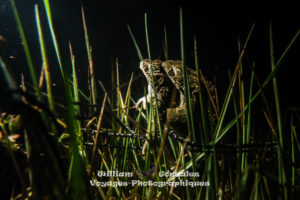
[35,4,55,112]
[127,25,143,61]
[82,6,97,106]
[269,23,288,199]
[1,3,300,199]
[0,46,17,91]
[69,42,80,111]
[43,0,88,199]
[9,0,41,101]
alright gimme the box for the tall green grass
[9,0,41,101]
[1,2,300,199]
[35,4,55,112]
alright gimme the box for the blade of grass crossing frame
[35,4,55,112]
[144,13,164,139]
[237,39,246,173]
[163,24,168,59]
[9,0,41,100]
[119,74,132,174]
[213,24,255,143]
[43,0,87,198]
[269,23,287,199]
[121,74,134,172]
[0,48,20,102]
[69,42,80,113]
[144,14,151,60]
[179,8,195,141]
[144,14,169,170]
[127,25,143,61]
[0,53,17,90]
[293,124,300,152]
[179,8,197,197]
[291,121,296,197]
[237,39,246,147]
[177,24,300,182]
[194,35,209,143]
[81,6,96,105]
[114,58,121,119]
[177,25,256,175]
[144,13,169,200]
[242,64,255,171]
[270,23,284,149]
[68,78,89,102]
[215,27,300,144]
[43,0,67,78]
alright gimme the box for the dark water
[1,0,300,108]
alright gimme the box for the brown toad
[136,59,217,135]
[136,59,180,126]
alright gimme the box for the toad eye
[167,69,175,77]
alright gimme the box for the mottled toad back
[162,60,216,109]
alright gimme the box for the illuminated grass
[0,2,300,199]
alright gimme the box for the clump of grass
[1,1,300,199]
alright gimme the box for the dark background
[1,0,300,108]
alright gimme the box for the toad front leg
[136,83,153,110]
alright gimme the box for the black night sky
[1,0,300,108]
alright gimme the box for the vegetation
[0,0,300,199]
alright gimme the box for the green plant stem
[269,23,287,199]
[35,4,55,112]
[81,6,97,105]
[9,0,41,100]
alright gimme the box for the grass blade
[180,8,195,141]
[0,48,17,90]
[127,25,143,61]
[194,35,209,143]
[43,0,88,198]
[163,24,168,59]
[213,24,255,143]
[269,23,287,199]
[35,4,55,112]
[81,5,97,105]
[69,42,79,104]
[216,27,300,144]
[9,0,41,100]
